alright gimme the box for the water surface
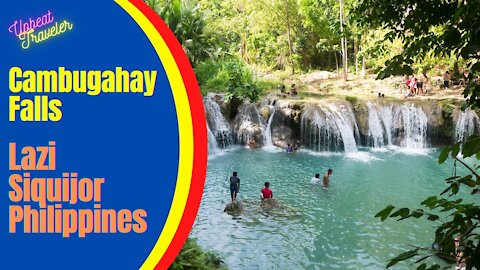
[192,148,467,269]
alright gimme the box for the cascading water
[204,96,233,148]
[301,102,358,152]
[207,96,449,153]
[379,105,394,145]
[264,102,276,147]
[399,103,428,149]
[207,124,220,154]
[365,103,428,149]
[327,104,359,152]
[455,109,479,142]
[366,103,385,148]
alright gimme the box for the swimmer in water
[311,173,321,184]
[248,137,256,149]
[260,182,273,200]
[323,169,333,188]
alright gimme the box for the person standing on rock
[229,171,241,202]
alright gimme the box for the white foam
[262,145,284,153]
[388,145,431,156]
[370,147,390,153]
[345,151,381,162]
[208,146,242,160]
[299,149,343,157]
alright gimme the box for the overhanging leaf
[375,205,395,221]
[439,147,451,164]
[386,249,418,268]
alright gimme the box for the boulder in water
[224,201,244,214]
[260,198,284,210]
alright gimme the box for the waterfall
[379,105,394,145]
[364,103,428,149]
[399,103,428,149]
[366,103,385,148]
[365,103,427,149]
[218,96,440,152]
[455,109,479,142]
[328,104,359,152]
[204,96,233,148]
[264,102,276,147]
[301,102,358,152]
[207,124,219,154]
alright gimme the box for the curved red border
[128,0,208,269]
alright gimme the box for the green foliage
[356,0,480,78]
[194,59,224,94]
[256,79,283,94]
[345,95,357,104]
[440,102,455,119]
[196,0,366,72]
[220,58,262,102]
[194,58,262,102]
[169,238,227,270]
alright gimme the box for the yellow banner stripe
[114,0,194,269]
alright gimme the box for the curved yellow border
[114,0,194,269]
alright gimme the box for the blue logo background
[1,1,179,268]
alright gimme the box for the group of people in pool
[228,169,333,202]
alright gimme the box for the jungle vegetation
[145,0,480,269]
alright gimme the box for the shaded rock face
[271,100,303,147]
[351,102,369,145]
[419,102,451,146]
[232,103,266,147]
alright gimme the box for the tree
[339,0,347,80]
[356,0,480,269]
[299,0,343,71]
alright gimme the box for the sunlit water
[191,147,470,269]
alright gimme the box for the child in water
[285,143,294,153]
[310,173,321,184]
